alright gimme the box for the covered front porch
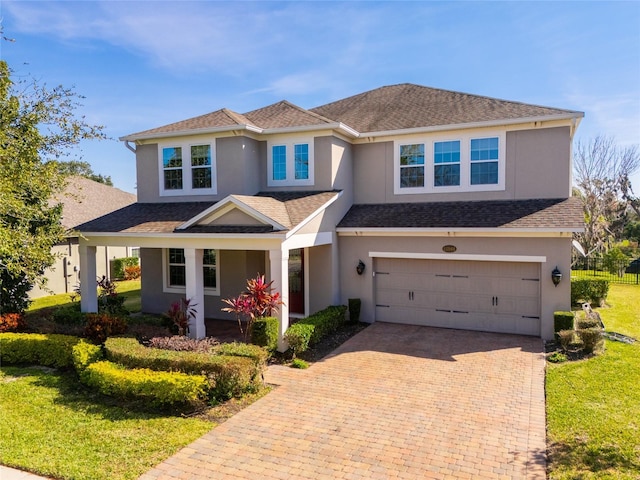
[78,232,339,351]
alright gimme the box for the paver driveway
[141,323,546,480]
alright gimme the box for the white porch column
[79,243,98,313]
[184,248,206,339]
[331,231,341,305]
[270,248,290,352]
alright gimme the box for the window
[168,248,186,287]
[191,145,212,189]
[394,132,504,194]
[434,140,460,187]
[164,248,219,294]
[203,249,217,289]
[267,138,314,186]
[272,145,286,181]
[294,144,309,180]
[470,137,499,185]
[399,144,425,188]
[163,147,183,190]
[159,141,216,196]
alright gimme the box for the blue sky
[1,1,639,194]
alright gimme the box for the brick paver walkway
[140,323,546,479]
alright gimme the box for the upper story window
[159,140,216,196]
[394,133,504,194]
[164,248,219,295]
[470,137,499,185]
[267,138,314,187]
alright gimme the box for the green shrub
[548,352,568,363]
[251,317,278,352]
[554,311,574,333]
[81,360,206,406]
[576,317,601,330]
[557,330,578,352]
[52,304,85,325]
[290,358,309,369]
[72,341,104,372]
[348,298,361,323]
[104,337,262,400]
[112,257,139,279]
[571,279,610,307]
[0,333,81,368]
[577,328,604,354]
[284,305,347,355]
[213,342,269,366]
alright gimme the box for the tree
[573,136,640,256]
[56,160,113,186]
[0,60,105,312]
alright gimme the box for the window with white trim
[267,138,314,186]
[164,248,219,295]
[394,133,504,194]
[159,140,216,196]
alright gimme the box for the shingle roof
[53,176,137,230]
[337,197,584,230]
[122,83,583,141]
[76,202,214,233]
[243,101,334,129]
[310,83,582,133]
[77,191,340,235]
[126,108,256,138]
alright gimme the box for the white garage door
[374,258,541,336]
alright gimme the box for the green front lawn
[547,284,640,479]
[0,366,212,480]
[29,280,141,313]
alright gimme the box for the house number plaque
[442,245,457,253]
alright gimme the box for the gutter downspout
[125,141,137,153]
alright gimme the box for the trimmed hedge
[104,337,263,400]
[112,257,139,279]
[81,360,207,406]
[72,341,104,372]
[571,278,609,307]
[284,305,347,355]
[0,333,82,368]
[250,317,278,352]
[554,311,574,333]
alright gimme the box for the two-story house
[77,84,584,350]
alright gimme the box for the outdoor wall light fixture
[356,260,366,276]
[551,266,562,287]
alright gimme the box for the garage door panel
[374,258,540,336]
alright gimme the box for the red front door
[289,249,305,314]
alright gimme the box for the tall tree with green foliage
[56,160,113,186]
[0,60,105,312]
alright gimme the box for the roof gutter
[357,112,585,139]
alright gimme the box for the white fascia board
[177,196,287,231]
[336,228,580,237]
[262,122,360,138]
[79,232,286,250]
[283,231,334,250]
[357,113,585,140]
[285,191,343,239]
[369,251,547,263]
[120,124,263,142]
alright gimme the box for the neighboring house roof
[121,83,583,141]
[337,197,584,231]
[311,84,583,134]
[77,191,341,235]
[53,176,137,231]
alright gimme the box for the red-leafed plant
[166,298,197,336]
[222,274,283,340]
[0,313,26,333]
